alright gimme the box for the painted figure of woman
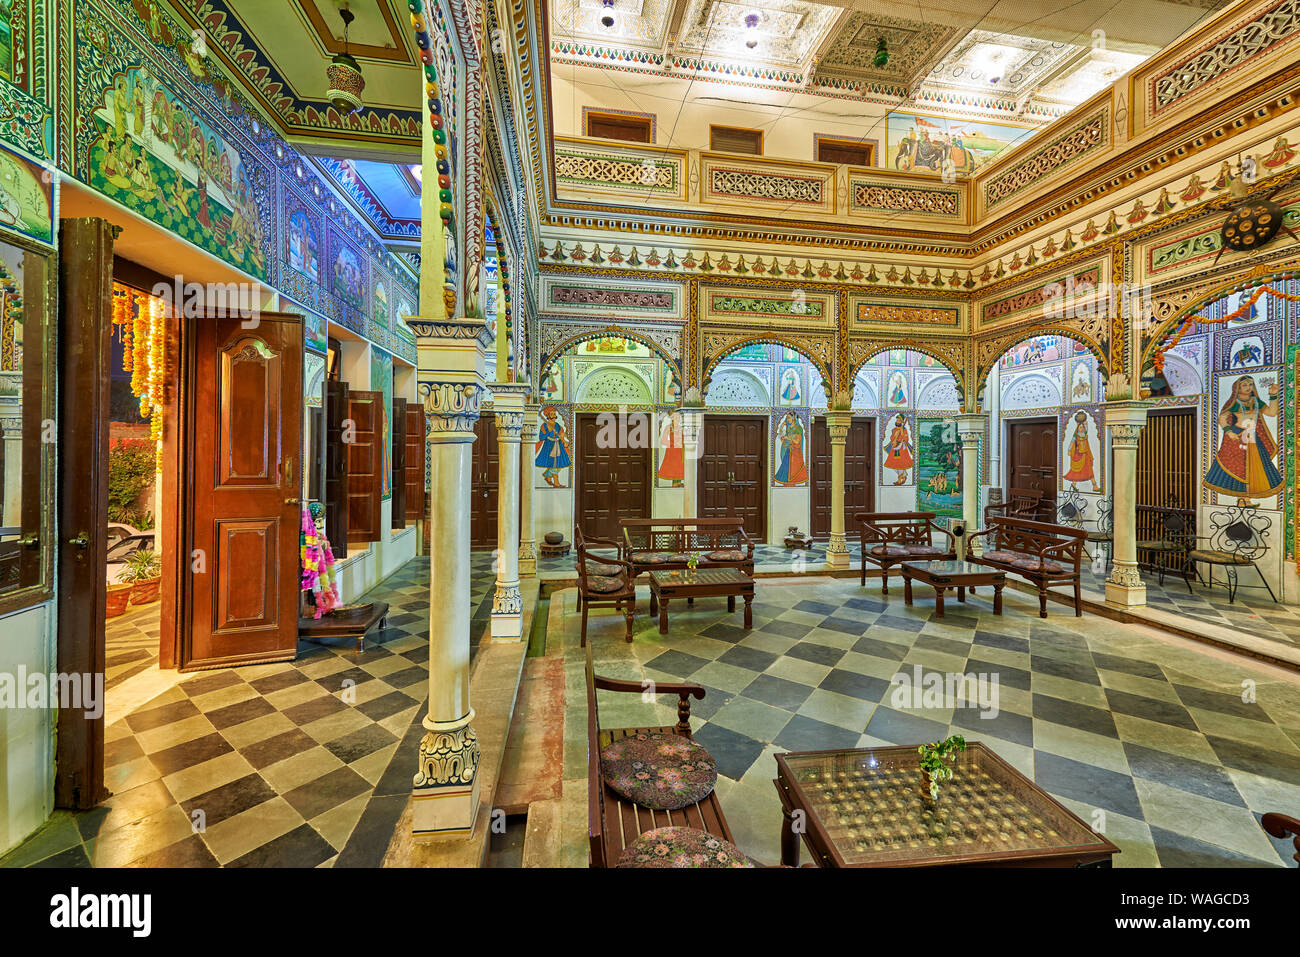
[884,414,914,486]
[1063,412,1096,487]
[774,413,807,486]
[657,411,684,487]
[887,371,907,407]
[780,368,801,403]
[1204,374,1284,499]
[535,406,571,488]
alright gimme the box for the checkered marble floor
[538,542,862,578]
[105,603,162,693]
[569,576,1300,868]
[0,555,499,869]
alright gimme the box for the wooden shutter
[391,397,407,529]
[325,379,350,558]
[347,390,382,544]
[404,403,425,522]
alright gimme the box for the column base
[412,724,481,840]
[519,543,537,579]
[824,550,851,571]
[491,581,523,639]
[1105,566,1147,607]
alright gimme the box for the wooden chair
[854,511,956,595]
[576,527,637,645]
[1187,504,1277,604]
[969,515,1087,617]
[1261,813,1300,866]
[985,487,1053,525]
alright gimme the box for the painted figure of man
[535,406,571,488]
[884,414,914,486]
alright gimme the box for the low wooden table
[901,559,1005,618]
[298,601,389,652]
[648,568,754,635]
[774,743,1119,868]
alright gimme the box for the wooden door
[698,416,766,540]
[404,403,425,522]
[1006,418,1057,519]
[346,390,382,544]
[391,397,407,529]
[574,413,651,541]
[186,314,302,669]
[811,416,875,539]
[325,379,350,558]
[471,413,499,549]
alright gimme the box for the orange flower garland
[112,282,170,472]
[1153,283,1300,372]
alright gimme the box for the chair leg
[576,590,583,613]
[1038,587,1048,618]
[1226,566,1237,603]
[581,603,589,647]
[860,562,866,589]
[624,599,634,643]
[1074,581,1082,617]
[881,566,890,596]
[1254,563,1278,603]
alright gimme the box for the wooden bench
[854,511,957,594]
[620,519,754,581]
[969,515,1086,618]
[586,643,737,867]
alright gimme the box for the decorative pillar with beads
[519,402,539,578]
[490,382,529,638]
[1104,401,1150,607]
[824,409,852,570]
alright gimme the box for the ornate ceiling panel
[551,0,673,49]
[919,30,1081,101]
[674,0,842,72]
[812,11,963,91]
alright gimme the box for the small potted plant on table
[123,549,163,605]
[918,734,966,800]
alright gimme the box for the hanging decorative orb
[325,9,365,114]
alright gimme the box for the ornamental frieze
[852,300,963,329]
[850,179,962,218]
[977,263,1106,329]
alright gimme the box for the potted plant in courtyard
[106,579,133,618]
[123,549,163,605]
[918,734,966,800]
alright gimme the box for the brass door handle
[17,534,38,550]
[68,533,89,549]
[285,498,301,506]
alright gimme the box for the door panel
[404,404,425,522]
[1006,418,1057,520]
[346,390,382,544]
[391,397,407,529]
[188,315,301,669]
[325,379,349,559]
[698,416,766,540]
[575,413,651,541]
[811,416,875,538]
[471,414,499,549]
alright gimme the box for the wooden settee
[854,511,957,594]
[586,644,736,867]
[970,515,1087,618]
[620,519,754,580]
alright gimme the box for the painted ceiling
[313,156,422,243]
[549,0,1236,124]
[171,0,422,149]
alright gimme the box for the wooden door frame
[574,411,652,540]
[696,412,768,542]
[1003,415,1058,492]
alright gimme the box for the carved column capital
[824,409,852,443]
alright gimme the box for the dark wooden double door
[471,414,500,549]
[811,416,875,540]
[1006,418,1058,520]
[698,416,766,541]
[575,413,651,541]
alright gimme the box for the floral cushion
[981,549,1025,564]
[586,574,628,594]
[617,827,753,869]
[638,552,689,564]
[1010,557,1065,575]
[600,731,718,810]
[585,562,622,577]
[903,544,945,556]
[868,544,908,558]
[706,549,746,562]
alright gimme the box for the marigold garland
[1154,283,1300,372]
[112,282,170,472]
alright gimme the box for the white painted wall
[0,602,54,856]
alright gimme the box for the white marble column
[491,382,528,639]
[0,415,21,529]
[824,410,852,570]
[408,316,493,840]
[1104,400,1150,607]
[681,408,703,517]
[519,402,539,578]
[955,414,987,560]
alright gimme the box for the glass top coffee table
[648,568,754,634]
[774,743,1118,868]
[901,559,1006,618]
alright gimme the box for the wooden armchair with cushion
[855,511,957,595]
[576,527,637,645]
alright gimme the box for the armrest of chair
[594,674,706,732]
[967,526,994,545]
[928,521,958,548]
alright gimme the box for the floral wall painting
[1060,407,1104,494]
[727,342,769,362]
[0,142,53,245]
[885,369,910,409]
[916,418,961,519]
[1206,371,1284,502]
[288,208,319,281]
[657,410,684,488]
[777,365,802,406]
[773,411,808,487]
[882,412,915,486]
[374,281,389,331]
[371,351,393,500]
[535,405,572,489]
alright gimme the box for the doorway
[470,413,499,549]
[1136,406,1198,567]
[811,415,875,539]
[698,415,766,540]
[1006,417,1057,520]
[574,412,651,541]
